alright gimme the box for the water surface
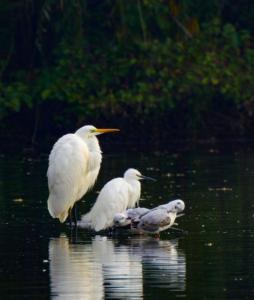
[0,147,254,299]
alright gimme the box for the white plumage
[47,125,119,223]
[81,168,154,232]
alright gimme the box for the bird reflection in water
[132,238,186,290]
[49,234,186,299]
[49,234,104,300]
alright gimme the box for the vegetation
[1,1,254,150]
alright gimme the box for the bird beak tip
[96,128,120,134]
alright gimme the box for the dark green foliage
[1,0,254,148]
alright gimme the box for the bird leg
[107,227,113,236]
[68,204,78,228]
[73,203,78,227]
[68,208,73,227]
[70,224,78,244]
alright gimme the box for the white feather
[81,169,142,231]
[47,125,102,223]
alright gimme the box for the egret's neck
[124,177,140,186]
[84,136,101,154]
[125,179,141,208]
[126,179,141,192]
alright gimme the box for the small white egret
[137,199,185,235]
[47,125,119,224]
[80,168,155,232]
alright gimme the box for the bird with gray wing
[113,207,150,228]
[137,199,185,236]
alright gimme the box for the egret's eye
[89,129,97,135]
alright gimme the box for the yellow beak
[95,128,120,133]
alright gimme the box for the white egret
[47,125,119,224]
[80,168,155,232]
[137,199,185,235]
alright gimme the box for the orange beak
[95,128,120,134]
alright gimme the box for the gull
[137,199,185,235]
[113,207,150,228]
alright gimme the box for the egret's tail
[47,194,56,218]
[47,194,69,223]
[81,211,108,232]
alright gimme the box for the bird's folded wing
[47,134,89,219]
[87,178,130,231]
[141,210,170,227]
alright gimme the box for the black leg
[107,227,114,237]
[69,208,73,227]
[73,202,78,227]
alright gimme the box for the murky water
[0,147,254,299]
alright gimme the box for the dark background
[1,0,254,153]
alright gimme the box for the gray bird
[137,199,185,235]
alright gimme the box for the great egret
[137,199,185,235]
[47,125,119,224]
[80,168,155,232]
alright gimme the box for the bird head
[124,168,156,181]
[113,212,130,227]
[75,125,119,139]
[166,199,185,213]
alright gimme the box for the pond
[0,145,254,299]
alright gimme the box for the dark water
[0,147,254,299]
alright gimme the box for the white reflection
[49,234,143,300]
[131,238,186,290]
[49,235,186,299]
[91,236,143,299]
[49,234,104,300]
